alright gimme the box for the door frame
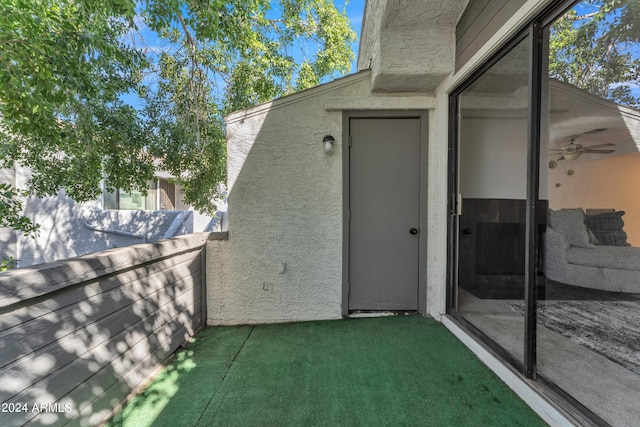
[342,110,429,316]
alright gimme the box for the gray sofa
[545,208,640,293]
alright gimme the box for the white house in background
[206,0,640,425]
[101,170,225,233]
[0,164,225,268]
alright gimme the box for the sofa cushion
[548,208,595,248]
[567,246,640,271]
[585,211,630,246]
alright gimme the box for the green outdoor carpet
[107,316,548,427]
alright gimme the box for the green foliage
[140,0,356,214]
[0,183,38,236]
[1,0,152,232]
[549,0,640,108]
[1,256,15,272]
[1,0,355,223]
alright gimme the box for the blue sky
[123,0,365,109]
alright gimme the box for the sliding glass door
[450,0,640,423]
[452,36,530,366]
[538,2,640,423]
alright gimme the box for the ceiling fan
[550,128,616,161]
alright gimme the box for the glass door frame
[448,2,624,423]
[446,0,577,380]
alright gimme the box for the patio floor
[107,316,547,426]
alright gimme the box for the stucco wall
[358,0,467,92]
[209,74,369,325]
[356,0,383,72]
[0,166,17,263]
[209,72,438,325]
[17,190,193,268]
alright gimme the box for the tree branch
[0,38,29,45]
[563,11,599,21]
[178,15,197,50]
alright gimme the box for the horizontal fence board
[63,311,202,427]
[0,255,201,368]
[4,296,200,427]
[0,249,202,331]
[0,234,211,426]
[0,233,210,307]
[0,278,201,403]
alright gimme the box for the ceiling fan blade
[549,148,565,152]
[556,155,566,161]
[581,149,616,154]
[582,143,616,149]
[581,128,608,135]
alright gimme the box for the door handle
[409,228,418,235]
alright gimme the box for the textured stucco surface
[7,166,204,268]
[16,190,193,268]
[0,166,17,262]
[358,0,467,93]
[210,72,437,325]
[208,0,558,325]
[210,74,370,325]
[357,0,383,72]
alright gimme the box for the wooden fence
[0,232,226,426]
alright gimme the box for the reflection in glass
[540,1,640,423]
[455,37,529,363]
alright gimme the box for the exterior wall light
[323,135,335,154]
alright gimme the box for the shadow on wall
[17,190,194,268]
[0,234,207,426]
[207,74,376,325]
[0,227,17,263]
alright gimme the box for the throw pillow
[585,211,630,246]
[548,208,595,248]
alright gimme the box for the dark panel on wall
[458,198,548,299]
[458,198,526,299]
[476,222,526,275]
[456,0,527,71]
